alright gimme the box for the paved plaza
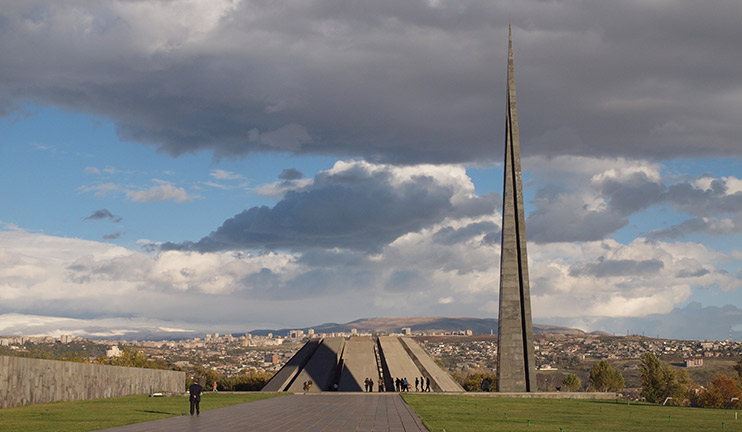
[96,393,428,432]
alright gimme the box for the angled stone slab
[399,337,464,392]
[338,337,379,392]
[286,337,345,392]
[378,336,422,388]
[261,339,320,392]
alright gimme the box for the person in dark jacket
[189,379,203,416]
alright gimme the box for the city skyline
[1,1,741,340]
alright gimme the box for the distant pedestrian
[425,377,431,392]
[303,380,312,391]
[420,376,425,390]
[481,377,490,392]
[212,380,218,392]
[415,377,419,391]
[403,377,409,392]
[189,378,203,416]
[378,378,384,392]
[395,378,401,392]
[369,379,374,392]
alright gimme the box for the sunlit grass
[0,392,284,432]
[403,394,742,432]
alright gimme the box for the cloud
[103,232,123,240]
[552,303,742,341]
[210,169,243,180]
[2,1,741,163]
[2,211,739,337]
[166,161,496,252]
[77,183,121,198]
[568,257,664,278]
[279,168,303,181]
[126,182,200,203]
[85,167,101,175]
[83,209,122,223]
[647,216,741,241]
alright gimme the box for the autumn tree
[589,360,624,392]
[698,374,742,408]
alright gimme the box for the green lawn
[403,395,742,432]
[0,392,284,432]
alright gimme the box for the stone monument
[496,24,537,392]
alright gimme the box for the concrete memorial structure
[0,355,184,409]
[496,24,537,392]
[262,336,463,393]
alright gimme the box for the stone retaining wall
[0,355,185,408]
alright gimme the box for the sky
[1,0,741,341]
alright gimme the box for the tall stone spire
[496,23,537,392]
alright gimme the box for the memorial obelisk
[496,24,537,392]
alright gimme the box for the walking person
[378,377,384,392]
[425,377,431,392]
[415,377,419,392]
[403,377,409,392]
[189,378,203,416]
[369,379,374,392]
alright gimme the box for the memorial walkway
[96,393,428,432]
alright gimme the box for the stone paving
[95,393,428,432]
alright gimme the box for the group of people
[363,377,381,392]
[394,376,431,392]
[361,376,432,392]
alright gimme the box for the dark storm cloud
[569,257,664,278]
[162,164,495,252]
[2,1,742,163]
[278,168,303,181]
[528,169,742,243]
[666,181,742,217]
[83,209,122,223]
[526,185,629,243]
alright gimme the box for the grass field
[0,392,284,432]
[403,395,742,432]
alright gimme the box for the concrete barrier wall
[0,355,185,408]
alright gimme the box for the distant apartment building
[265,353,279,364]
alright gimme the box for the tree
[698,374,742,408]
[589,360,624,392]
[639,353,691,405]
[734,358,742,384]
[460,372,497,392]
[562,373,581,392]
